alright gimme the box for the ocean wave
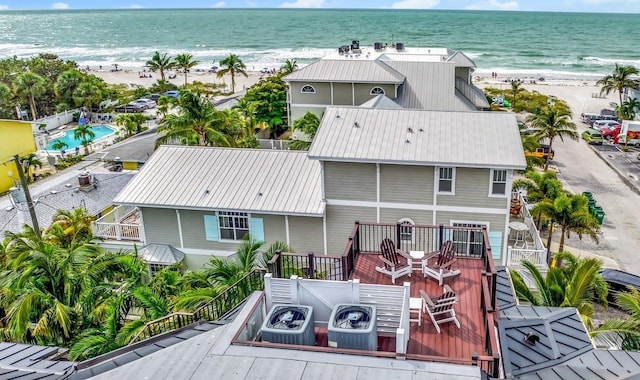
[580,56,640,67]
[475,67,605,80]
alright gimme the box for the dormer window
[370,86,385,95]
[301,85,316,94]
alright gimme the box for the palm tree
[510,80,524,110]
[48,208,95,247]
[115,113,150,138]
[74,81,102,120]
[597,64,640,115]
[532,193,600,258]
[217,54,248,93]
[289,111,320,151]
[174,53,200,87]
[13,72,46,121]
[21,153,42,183]
[512,169,565,228]
[0,82,15,119]
[74,124,96,155]
[55,69,83,107]
[51,141,68,155]
[155,91,230,147]
[145,51,175,82]
[280,59,298,75]
[621,97,640,120]
[528,106,579,171]
[511,252,607,319]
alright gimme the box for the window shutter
[249,217,265,242]
[488,231,502,259]
[204,215,219,241]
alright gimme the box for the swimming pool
[46,125,116,151]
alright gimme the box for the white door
[451,222,488,257]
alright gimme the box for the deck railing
[507,192,548,270]
[472,274,500,378]
[92,205,142,241]
[128,269,264,344]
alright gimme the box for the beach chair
[375,238,412,284]
[420,285,460,334]
[422,240,461,285]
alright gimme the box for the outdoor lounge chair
[420,285,461,333]
[375,238,412,284]
[422,240,461,285]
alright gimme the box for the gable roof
[308,107,526,169]
[284,60,405,84]
[359,94,403,109]
[498,308,594,378]
[381,61,474,111]
[113,146,324,216]
[446,51,477,68]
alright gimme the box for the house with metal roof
[284,41,489,125]
[104,105,524,267]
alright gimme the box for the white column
[175,209,184,249]
[320,161,325,200]
[432,168,438,224]
[323,213,328,255]
[376,163,380,223]
[330,82,334,105]
[352,83,355,106]
[138,207,147,244]
[285,215,290,246]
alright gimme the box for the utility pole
[14,154,40,239]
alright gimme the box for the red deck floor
[352,253,488,363]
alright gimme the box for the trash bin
[582,191,593,200]
[592,206,603,217]
[595,211,605,225]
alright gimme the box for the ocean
[1,8,639,79]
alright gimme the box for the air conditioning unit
[328,304,377,351]
[260,304,315,346]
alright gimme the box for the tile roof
[113,146,325,216]
[308,107,526,169]
[284,60,405,84]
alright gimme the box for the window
[491,170,507,196]
[398,218,415,243]
[451,221,489,256]
[370,86,385,95]
[148,263,168,277]
[218,211,250,240]
[437,167,454,194]
[301,85,316,94]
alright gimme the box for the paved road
[549,125,640,273]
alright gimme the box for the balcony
[92,205,143,242]
[506,192,548,272]
[262,222,500,378]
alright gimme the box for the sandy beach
[92,68,265,94]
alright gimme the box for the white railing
[507,192,548,270]
[264,274,410,356]
[257,139,289,150]
[92,205,141,241]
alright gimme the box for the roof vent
[336,113,340,119]
[524,332,540,345]
[407,127,413,133]
[353,122,360,128]
[374,42,383,51]
[419,128,424,132]
[405,139,410,144]
[396,42,405,51]
[78,172,95,193]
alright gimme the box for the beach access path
[480,79,640,274]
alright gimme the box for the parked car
[130,98,156,109]
[592,120,621,130]
[114,104,144,113]
[599,125,621,140]
[524,144,555,160]
[599,269,640,308]
[582,129,603,145]
[163,90,180,98]
[145,93,162,101]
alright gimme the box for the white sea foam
[581,56,640,67]
[476,67,605,80]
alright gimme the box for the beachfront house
[284,41,489,128]
[101,104,524,268]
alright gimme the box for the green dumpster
[592,206,603,217]
[583,191,594,200]
[595,212,605,225]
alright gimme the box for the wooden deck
[352,253,488,364]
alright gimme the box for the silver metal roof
[358,94,403,109]
[383,61,474,111]
[518,350,640,380]
[446,51,477,68]
[0,342,75,379]
[138,244,185,265]
[284,60,405,84]
[113,146,325,216]
[308,107,527,169]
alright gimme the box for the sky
[0,0,638,13]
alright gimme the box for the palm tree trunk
[544,137,554,171]
[184,71,188,87]
[160,69,165,82]
[559,226,566,253]
[230,72,235,93]
[546,222,554,265]
[29,95,37,121]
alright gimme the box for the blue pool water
[46,125,116,150]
